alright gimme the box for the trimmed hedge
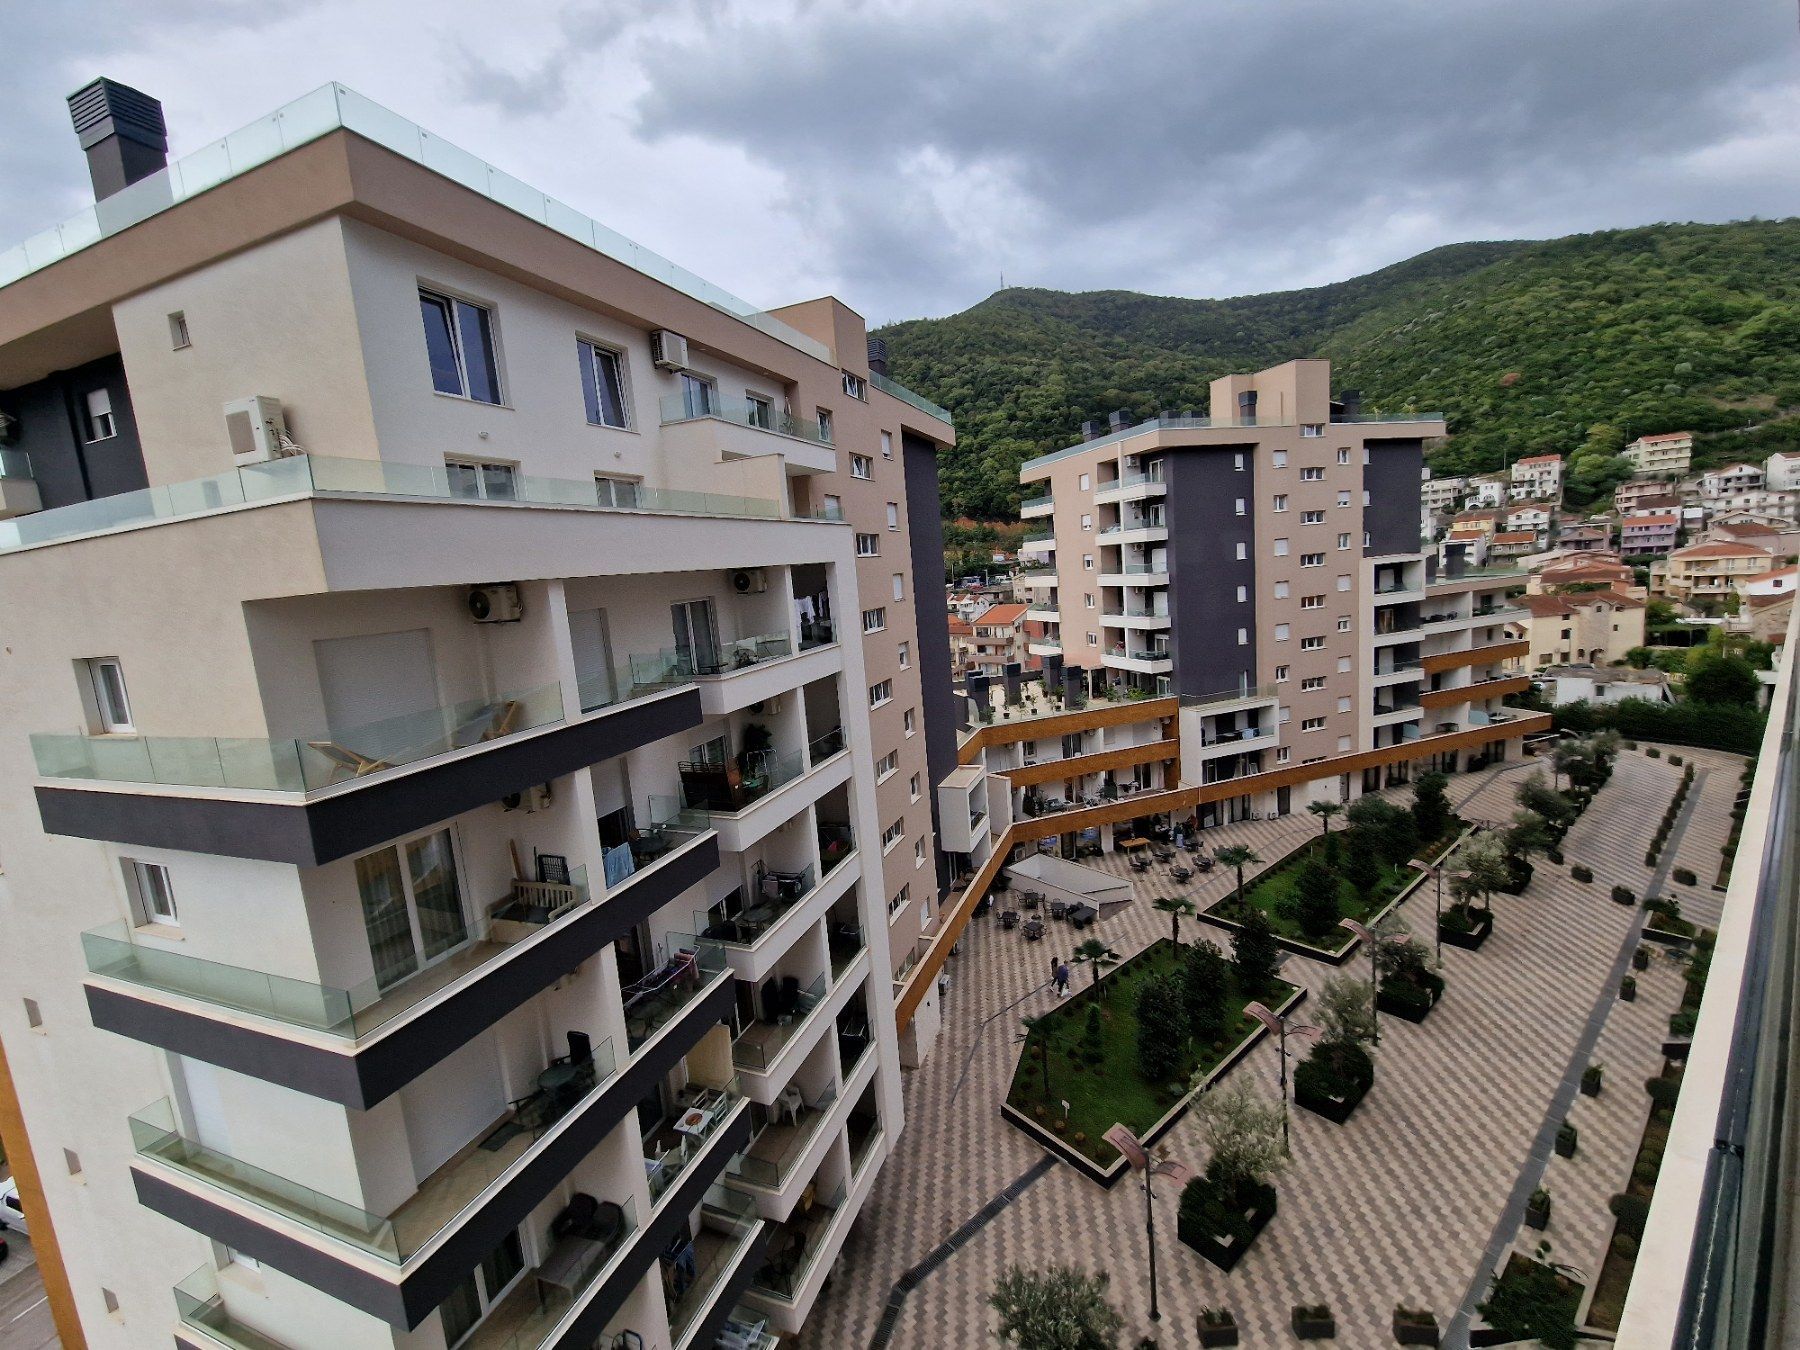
[1554,698,1766,757]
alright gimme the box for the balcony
[1024,606,1059,624]
[1373,581,1426,606]
[83,835,720,1108]
[0,448,40,520]
[624,936,731,1052]
[174,1266,289,1350]
[1099,608,1170,630]
[1027,638,1063,656]
[666,1185,768,1350]
[34,676,705,867]
[1098,519,1167,546]
[1194,726,1274,761]
[1372,660,1425,687]
[1019,532,1055,554]
[732,972,830,1075]
[1104,646,1172,675]
[750,1180,846,1302]
[728,1086,839,1191]
[1098,563,1169,586]
[1015,569,1058,588]
[1094,471,1165,504]
[1020,494,1054,518]
[869,371,953,424]
[658,395,836,475]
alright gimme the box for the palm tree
[1020,1012,1054,1102]
[1152,895,1198,947]
[1214,844,1262,914]
[1072,937,1120,990]
[1308,800,1344,838]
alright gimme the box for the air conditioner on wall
[731,569,767,595]
[224,395,300,467]
[468,583,523,623]
[748,696,783,715]
[649,330,690,370]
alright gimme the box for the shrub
[1634,946,1650,970]
[1670,1009,1698,1038]
[1613,884,1636,904]
[1610,1192,1652,1241]
[1182,941,1231,1045]
[1673,867,1698,887]
[1670,754,1684,767]
[1613,1233,1639,1259]
[1647,746,1662,758]
[1620,975,1638,1000]
[1571,864,1593,883]
[1546,847,1564,865]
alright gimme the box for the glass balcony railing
[628,633,793,686]
[808,727,846,764]
[83,867,592,1040]
[1097,470,1165,493]
[174,1267,288,1350]
[1019,494,1053,513]
[697,867,817,946]
[751,1180,848,1300]
[646,1079,742,1206]
[464,1196,640,1350]
[33,679,564,794]
[869,371,953,424]
[728,1086,839,1190]
[732,972,829,1072]
[681,748,807,815]
[1021,531,1054,545]
[666,1184,764,1346]
[850,1125,884,1178]
[829,924,866,978]
[658,394,831,445]
[623,935,729,1052]
[817,823,855,876]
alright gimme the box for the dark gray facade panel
[902,432,960,891]
[0,354,149,509]
[85,836,721,1108]
[36,687,704,865]
[1363,438,1425,556]
[1165,447,1258,700]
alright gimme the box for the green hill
[878,220,1800,520]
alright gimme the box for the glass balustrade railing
[666,1184,764,1346]
[658,394,830,445]
[174,1267,288,1350]
[33,679,564,793]
[829,925,865,977]
[466,1195,641,1350]
[83,867,592,1039]
[646,1078,742,1205]
[728,1086,839,1190]
[850,1125,884,1178]
[817,824,855,876]
[732,972,829,1071]
[681,747,807,814]
[628,632,794,687]
[751,1180,848,1300]
[623,934,728,1052]
[697,866,817,946]
[808,727,846,764]
[1019,495,1053,512]
[869,371,952,423]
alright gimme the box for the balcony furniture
[1171,866,1194,883]
[305,739,393,782]
[675,1103,716,1138]
[761,869,809,902]
[1130,857,1150,874]
[630,829,672,864]
[1019,892,1041,910]
[622,946,701,1039]
[1048,899,1068,921]
[661,1234,699,1298]
[775,1085,805,1125]
[1153,847,1175,863]
[718,1317,769,1350]
[487,877,583,943]
[1070,904,1098,929]
[1023,917,1045,941]
[999,910,1019,931]
[538,1233,606,1306]
[1117,837,1149,852]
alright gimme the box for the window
[1272,450,1288,468]
[1087,633,1099,647]
[1302,424,1323,437]
[1302,510,1325,525]
[125,859,177,926]
[419,289,502,404]
[881,430,894,459]
[1301,635,1324,650]
[676,372,718,419]
[1273,538,1290,556]
[82,387,116,441]
[85,658,133,732]
[1275,664,1290,682]
[916,838,928,868]
[910,772,921,801]
[1079,473,1091,490]
[354,829,469,992]
[876,750,899,781]
[1237,628,1249,645]
[869,680,893,707]
[1337,695,1353,713]
[1363,531,1372,548]
[593,475,640,509]
[1337,616,1352,633]
[1083,554,1095,570]
[1337,574,1352,592]
[1338,448,1351,465]
[883,819,905,851]
[1235,542,1247,560]
[1274,580,1290,599]
[1337,532,1352,550]
[843,371,867,400]
[1301,552,1325,567]
[1272,494,1288,512]
[1338,735,1352,752]
[887,502,900,530]
[1085,593,1096,609]
[822,493,842,520]
[1337,655,1353,673]
[899,641,911,668]
[1278,706,1292,724]
[1236,585,1248,603]
[1301,676,1326,691]
[856,533,880,557]
[851,454,873,480]
[817,408,834,442]
[1277,747,1292,764]
[1233,453,1245,471]
[863,607,887,633]
[1337,490,1351,507]
[446,458,517,500]
[1235,498,1247,516]
[1301,594,1324,609]
[23,998,41,1029]
[1300,467,1325,482]
[745,392,773,429]
[889,885,910,917]
[168,312,190,350]
[892,573,905,601]
[440,1231,526,1347]
[1301,716,1326,731]
[576,340,630,428]
[904,708,916,736]
[1081,513,1093,530]
[1275,623,1291,642]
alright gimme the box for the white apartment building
[1700,463,1766,498]
[0,81,957,1350]
[1421,472,1466,513]
[1624,431,1693,477]
[1765,450,1800,492]
[1508,454,1563,502]
[1466,475,1508,509]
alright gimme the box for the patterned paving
[797,750,1719,1349]
[1658,745,1749,930]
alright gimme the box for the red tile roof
[975,603,1029,625]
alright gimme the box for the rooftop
[1019,407,1445,474]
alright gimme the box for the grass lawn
[1005,938,1298,1166]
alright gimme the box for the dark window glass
[420,294,463,396]
[456,302,501,405]
[589,346,627,427]
[438,1274,481,1347]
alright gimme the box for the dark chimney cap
[68,78,166,152]
[1108,409,1133,432]
[1080,418,1103,441]
[867,337,889,377]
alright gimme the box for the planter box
[1525,1197,1551,1230]
[1581,1070,1603,1098]
[1178,1179,1277,1272]
[1198,1316,1240,1347]
[1296,1073,1370,1125]
[1393,1311,1440,1346]
[1438,908,1493,951]
[1377,973,1444,1023]
[1292,1310,1337,1340]
[1555,1127,1578,1158]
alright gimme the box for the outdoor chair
[306,739,393,782]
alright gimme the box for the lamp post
[1408,859,1473,964]
[1103,1124,1193,1324]
[1340,917,1379,1045]
[1245,1001,1318,1153]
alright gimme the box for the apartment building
[1620,512,1681,556]
[1765,450,1800,491]
[1504,502,1553,539]
[899,360,1551,1062]
[1513,590,1646,667]
[1420,472,1466,514]
[1509,453,1563,502]
[1623,430,1692,476]
[1466,475,1508,509]
[1699,463,1765,498]
[1616,480,1680,515]
[1655,540,1776,604]
[0,80,956,1350]
[961,603,1034,677]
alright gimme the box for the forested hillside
[878,221,1800,519]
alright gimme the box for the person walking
[1054,960,1071,998]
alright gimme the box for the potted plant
[1197,1307,1239,1347]
[1292,1304,1336,1340]
[1633,946,1650,971]
[1374,933,1445,1022]
[1620,975,1638,1002]
[1176,1082,1284,1270]
[1295,976,1377,1123]
[1525,1186,1552,1230]
[1555,1120,1578,1158]
[1392,1305,1439,1346]
[1581,1062,1603,1097]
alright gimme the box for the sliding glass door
[672,599,720,677]
[355,828,470,992]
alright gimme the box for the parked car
[0,1177,28,1235]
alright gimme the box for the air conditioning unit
[224,396,300,467]
[730,568,766,595]
[649,330,690,371]
[468,583,523,623]
[748,696,783,715]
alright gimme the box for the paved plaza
[797,745,1736,1348]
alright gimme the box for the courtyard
[796,744,1737,1348]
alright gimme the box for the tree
[990,1265,1124,1350]
[1686,648,1760,705]
[1182,940,1231,1044]
[1215,844,1261,915]
[1518,773,1576,828]
[1411,771,1453,843]
[1478,1260,1580,1350]
[1292,857,1342,938]
[1349,794,1420,864]
[1194,1080,1288,1188]
[1315,975,1378,1049]
[1151,895,1197,948]
[1548,739,1593,791]
[1504,809,1552,864]
[1020,1012,1054,1103]
[1072,938,1120,990]
[1454,833,1512,914]
[1341,828,1383,898]
[1307,800,1344,838]
[1135,972,1186,1082]
[1232,908,1280,996]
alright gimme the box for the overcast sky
[7,0,1800,326]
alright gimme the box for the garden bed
[1438,902,1494,951]
[1001,938,1302,1185]
[1377,970,1445,1023]
[1178,1175,1277,1272]
[1473,1254,1583,1348]
[1586,1063,1684,1331]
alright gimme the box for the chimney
[1108,409,1133,433]
[866,337,889,378]
[67,78,167,201]
[1080,418,1103,441]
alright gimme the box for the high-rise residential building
[902,359,1552,1063]
[0,80,954,1350]
[1623,430,1693,477]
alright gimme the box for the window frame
[125,858,178,926]
[576,338,633,430]
[86,657,134,732]
[419,287,505,406]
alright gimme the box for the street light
[1340,917,1379,1045]
[1245,1001,1319,1153]
[1104,1124,1193,1324]
[1408,859,1473,963]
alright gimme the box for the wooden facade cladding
[999,738,1181,788]
[1419,675,1532,709]
[956,698,1178,765]
[1420,640,1529,675]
